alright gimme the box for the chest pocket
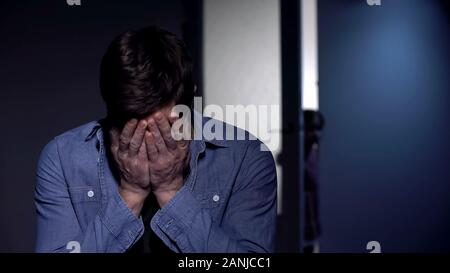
[68,186,101,229]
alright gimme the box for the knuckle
[119,136,129,144]
[129,142,139,151]
[156,138,164,145]
[110,146,118,154]
[117,152,127,161]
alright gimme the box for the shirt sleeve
[150,141,277,253]
[35,139,144,253]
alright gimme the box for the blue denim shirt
[35,117,277,253]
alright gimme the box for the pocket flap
[68,186,100,202]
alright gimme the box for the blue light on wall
[318,0,450,252]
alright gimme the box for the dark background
[319,0,450,252]
[0,0,449,252]
[0,0,196,252]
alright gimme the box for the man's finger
[154,112,177,150]
[137,137,148,161]
[148,118,168,154]
[119,119,138,152]
[178,140,189,151]
[109,129,121,165]
[109,128,120,148]
[129,120,147,156]
[145,131,158,162]
[168,113,179,125]
[168,114,191,148]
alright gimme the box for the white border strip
[301,0,319,111]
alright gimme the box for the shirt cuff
[150,185,200,252]
[99,190,144,251]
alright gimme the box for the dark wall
[319,0,450,252]
[0,0,190,252]
[278,0,303,252]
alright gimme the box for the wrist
[153,176,183,207]
[119,182,150,217]
[154,190,179,208]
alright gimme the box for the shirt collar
[193,111,229,148]
[84,121,103,142]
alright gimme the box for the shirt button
[212,195,220,202]
[166,219,174,229]
[87,190,95,198]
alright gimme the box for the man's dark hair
[100,25,195,128]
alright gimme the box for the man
[35,26,277,253]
